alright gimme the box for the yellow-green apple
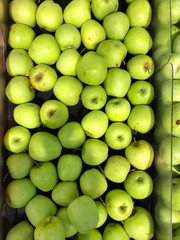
[76,51,107,85]
[6,49,34,77]
[53,76,83,106]
[96,39,127,68]
[28,34,60,65]
[57,154,82,181]
[58,122,86,149]
[25,195,57,227]
[105,97,131,121]
[81,138,109,165]
[103,68,131,97]
[63,0,91,28]
[103,11,130,40]
[171,0,180,24]
[8,23,35,50]
[81,85,107,110]
[28,131,62,162]
[5,178,36,208]
[40,100,69,129]
[103,222,130,240]
[104,155,131,183]
[36,0,63,32]
[95,200,107,228]
[4,126,31,153]
[81,19,106,50]
[105,122,132,150]
[78,229,102,240]
[125,139,154,170]
[105,189,134,221]
[67,195,99,234]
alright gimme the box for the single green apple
[6,49,34,77]
[105,189,134,221]
[28,131,62,162]
[81,138,109,166]
[4,126,31,153]
[125,139,154,170]
[5,76,35,104]
[78,228,103,240]
[25,194,57,227]
[104,155,131,183]
[40,99,69,129]
[76,51,107,85]
[6,153,34,179]
[103,222,130,240]
[103,68,131,97]
[103,11,130,40]
[96,39,127,68]
[29,34,60,65]
[105,122,132,150]
[95,200,107,228]
[58,121,86,149]
[5,178,37,208]
[8,23,35,50]
[67,195,99,234]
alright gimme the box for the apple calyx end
[137,177,142,182]
[120,204,127,213]
[176,120,180,125]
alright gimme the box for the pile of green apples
[3,0,157,239]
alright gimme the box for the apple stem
[33,160,39,166]
[144,62,152,74]
[72,148,82,154]
[90,1,94,9]
[133,137,138,147]
[46,216,53,225]
[80,48,86,55]
[116,63,120,68]
[129,168,136,172]
[99,195,105,204]
[3,171,10,182]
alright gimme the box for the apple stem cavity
[49,109,56,118]
[144,62,152,74]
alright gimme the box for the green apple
[51,181,79,206]
[78,229,103,240]
[95,200,107,228]
[25,195,57,227]
[126,0,152,27]
[127,105,155,134]
[91,0,119,20]
[81,19,106,50]
[125,139,154,170]
[124,26,153,55]
[28,131,62,162]
[124,170,153,199]
[105,122,132,150]
[6,220,34,240]
[105,97,131,122]
[29,64,58,92]
[56,49,81,76]
[126,54,155,80]
[6,153,34,179]
[81,85,107,110]
[5,178,36,208]
[171,0,180,25]
[6,49,34,77]
[5,76,35,104]
[76,51,107,85]
[13,103,41,129]
[80,168,108,199]
[81,138,109,165]
[57,154,82,181]
[8,23,35,50]
[103,68,131,97]
[56,207,77,238]
[64,0,91,28]
[103,222,130,240]
[30,162,58,192]
[58,121,86,149]
[67,195,99,234]
[9,0,37,27]
[53,76,83,106]
[34,216,65,240]
[173,34,180,53]
[55,23,81,51]
[105,189,134,221]
[40,100,69,129]
[103,11,130,40]
[29,34,60,65]
[127,80,154,105]
[36,0,63,32]
[81,110,109,138]
[4,126,31,153]
[123,206,154,240]
[104,155,131,183]
[96,39,127,68]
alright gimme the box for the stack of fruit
[3,0,157,239]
